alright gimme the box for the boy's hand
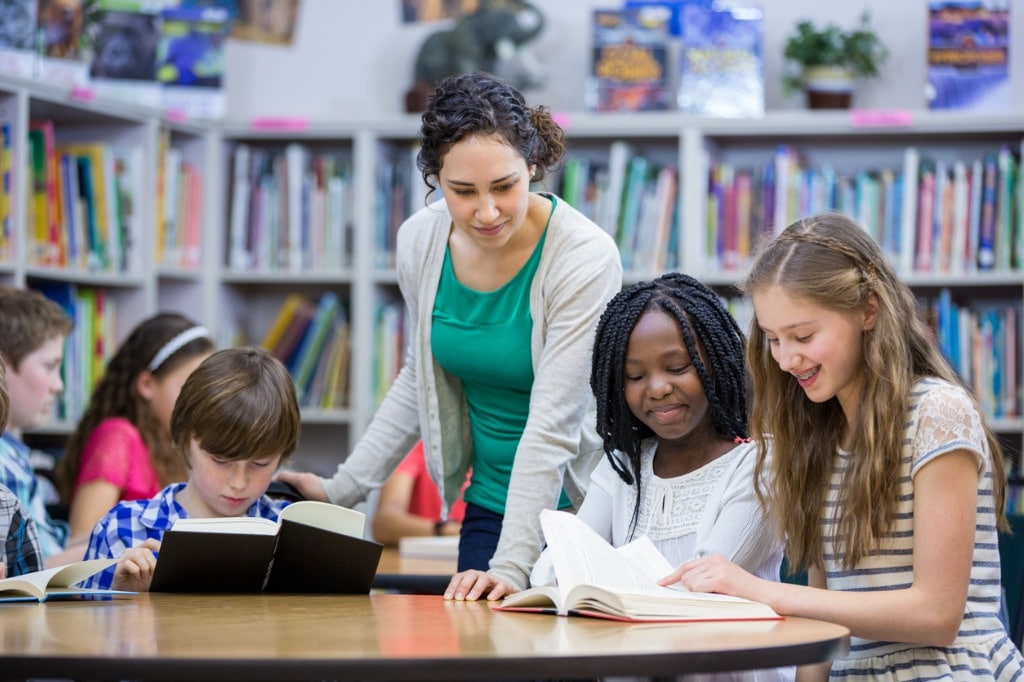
[112,539,161,592]
[275,471,328,502]
[0,561,5,580]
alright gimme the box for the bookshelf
[2,73,1021,476]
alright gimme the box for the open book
[150,500,383,593]
[0,558,136,602]
[496,510,780,622]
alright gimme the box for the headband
[148,326,211,372]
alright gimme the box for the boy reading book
[80,347,302,592]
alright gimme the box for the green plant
[782,12,889,94]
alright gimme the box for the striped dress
[825,378,1023,680]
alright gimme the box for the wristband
[434,521,446,536]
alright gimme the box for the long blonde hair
[742,213,1008,571]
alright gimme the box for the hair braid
[591,273,748,537]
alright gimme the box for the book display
[586,7,672,113]
[0,74,1021,475]
[927,0,1010,112]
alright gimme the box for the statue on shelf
[405,0,547,112]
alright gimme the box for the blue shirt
[0,432,68,558]
[81,482,289,590]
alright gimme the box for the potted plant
[782,12,889,109]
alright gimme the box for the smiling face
[623,308,715,445]
[5,335,66,430]
[752,285,877,425]
[438,132,535,251]
[180,439,281,518]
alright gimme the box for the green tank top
[432,199,569,514]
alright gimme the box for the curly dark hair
[416,71,565,199]
[590,272,748,535]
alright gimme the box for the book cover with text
[586,7,672,113]
[926,1,1010,111]
[677,2,764,117]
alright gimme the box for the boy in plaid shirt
[0,359,43,578]
[81,347,301,591]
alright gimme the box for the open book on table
[0,558,136,602]
[495,510,780,623]
[150,499,383,593]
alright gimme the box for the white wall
[224,0,1024,119]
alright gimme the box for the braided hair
[590,273,748,534]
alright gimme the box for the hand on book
[114,538,161,593]
[445,569,515,602]
[0,562,5,580]
[275,470,328,502]
[660,553,767,606]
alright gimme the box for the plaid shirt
[0,432,68,558]
[0,484,43,576]
[81,482,290,590]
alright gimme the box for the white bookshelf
[2,74,1020,473]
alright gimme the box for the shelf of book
[2,72,1020,473]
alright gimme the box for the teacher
[279,71,622,600]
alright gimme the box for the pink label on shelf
[249,117,310,131]
[163,109,189,123]
[849,109,914,128]
[69,85,95,102]
[552,112,572,129]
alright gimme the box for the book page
[169,516,278,535]
[539,510,671,594]
[0,558,119,599]
[278,500,365,537]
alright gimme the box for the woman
[279,71,622,600]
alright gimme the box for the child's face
[137,352,211,433]
[623,309,712,443]
[183,439,281,518]
[5,335,65,430]
[752,285,876,425]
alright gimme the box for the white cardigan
[320,194,623,589]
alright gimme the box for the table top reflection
[1,592,849,681]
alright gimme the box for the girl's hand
[444,569,515,602]
[659,553,760,600]
[112,538,161,592]
[274,471,328,502]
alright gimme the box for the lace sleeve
[910,381,986,476]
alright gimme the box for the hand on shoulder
[444,569,516,602]
[274,470,327,502]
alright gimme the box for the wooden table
[0,593,849,681]
[371,546,456,594]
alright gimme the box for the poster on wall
[926,0,1010,112]
[231,0,301,45]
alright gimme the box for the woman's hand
[444,569,516,601]
[274,470,328,502]
[113,538,161,592]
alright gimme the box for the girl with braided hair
[664,213,1022,681]
[530,273,787,654]
[57,313,214,539]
